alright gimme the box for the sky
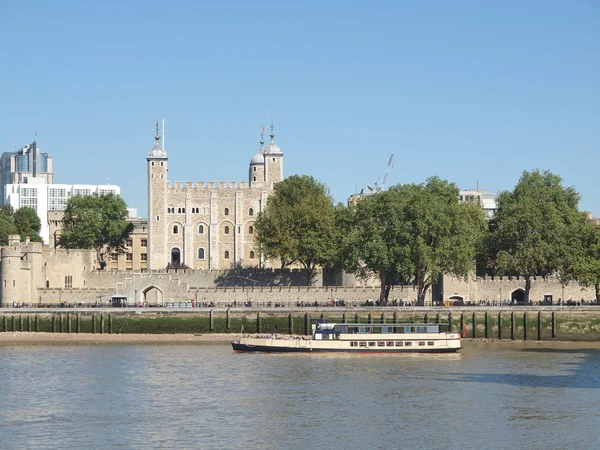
[0,1,598,218]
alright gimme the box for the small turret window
[224,226,229,234]
[253,176,256,181]
[199,225,204,234]
[249,226,254,234]
[224,250,230,259]
[249,208,254,216]
[198,248,205,259]
[253,167,256,172]
[173,225,179,234]
[161,162,164,166]
[250,251,255,259]
[152,162,155,166]
[224,208,229,216]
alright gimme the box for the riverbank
[0,332,235,345]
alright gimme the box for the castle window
[198,248,205,259]
[224,226,229,234]
[253,167,256,172]
[161,162,164,166]
[249,208,254,216]
[160,174,163,179]
[173,225,179,234]
[152,162,155,166]
[224,250,230,259]
[178,208,182,214]
[126,254,133,261]
[250,251,255,259]
[141,253,147,261]
[13,280,16,287]
[249,226,254,234]
[182,208,185,213]
[199,225,204,234]
[126,239,133,247]
[141,239,147,247]
[111,253,118,261]
[157,216,160,221]
[224,208,229,216]
[253,176,256,181]
[272,158,275,162]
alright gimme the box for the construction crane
[375,154,394,193]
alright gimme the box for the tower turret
[147,120,169,270]
[264,117,284,186]
[249,126,266,187]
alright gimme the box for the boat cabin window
[377,342,385,347]
[350,342,358,347]
[428,342,434,346]
[372,327,382,334]
[395,342,403,347]
[359,342,367,347]
[368,342,376,347]
[418,342,426,346]
[348,326,359,334]
[386,342,394,347]
[405,342,412,346]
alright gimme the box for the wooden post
[435,312,440,324]
[424,313,428,324]
[354,313,359,324]
[380,313,385,324]
[76,314,80,334]
[288,313,293,334]
[256,312,261,334]
[537,311,542,341]
[2,315,6,332]
[472,312,476,339]
[59,314,63,333]
[342,313,347,324]
[19,315,23,332]
[304,313,310,335]
[27,315,31,332]
[484,312,488,339]
[510,312,515,340]
[498,312,502,340]
[552,311,556,338]
[523,312,528,341]
[209,310,214,332]
[100,314,104,334]
[108,314,112,334]
[92,314,96,334]
[68,314,72,334]
[35,315,40,333]
[12,315,15,332]
[460,313,464,336]
[448,313,453,332]
[52,315,56,333]
[226,309,231,332]
[368,313,373,324]
[393,311,398,323]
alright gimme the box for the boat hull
[231,341,460,353]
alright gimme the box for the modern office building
[3,183,120,245]
[0,141,54,201]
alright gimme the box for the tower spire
[269,116,275,144]
[155,120,161,143]
[259,125,265,151]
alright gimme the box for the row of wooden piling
[0,310,557,340]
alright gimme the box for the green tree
[0,214,18,245]
[571,223,600,303]
[488,170,587,302]
[343,177,486,304]
[13,207,43,243]
[254,175,338,285]
[59,193,133,269]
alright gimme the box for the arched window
[253,167,256,172]
[224,226,229,234]
[173,225,179,234]
[198,225,204,234]
[224,250,230,259]
[224,208,229,216]
[249,251,255,259]
[198,248,205,259]
[249,208,254,216]
[253,176,256,181]
[178,208,182,214]
[249,226,254,234]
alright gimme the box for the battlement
[167,180,253,191]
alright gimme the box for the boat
[231,321,462,353]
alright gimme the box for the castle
[0,122,597,307]
[146,121,283,271]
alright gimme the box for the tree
[0,205,43,244]
[488,170,587,302]
[343,177,486,304]
[254,175,338,285]
[59,193,133,269]
[13,207,43,243]
[571,223,600,303]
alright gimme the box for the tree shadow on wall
[213,268,308,287]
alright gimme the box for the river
[0,341,599,449]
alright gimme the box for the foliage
[487,169,587,301]
[341,177,486,304]
[0,205,43,244]
[59,193,133,269]
[254,175,338,285]
[571,223,600,302]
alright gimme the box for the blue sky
[1,1,598,218]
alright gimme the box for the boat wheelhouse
[232,321,461,353]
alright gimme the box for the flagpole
[162,117,165,151]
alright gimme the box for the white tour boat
[232,321,462,353]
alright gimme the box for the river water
[0,341,599,449]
